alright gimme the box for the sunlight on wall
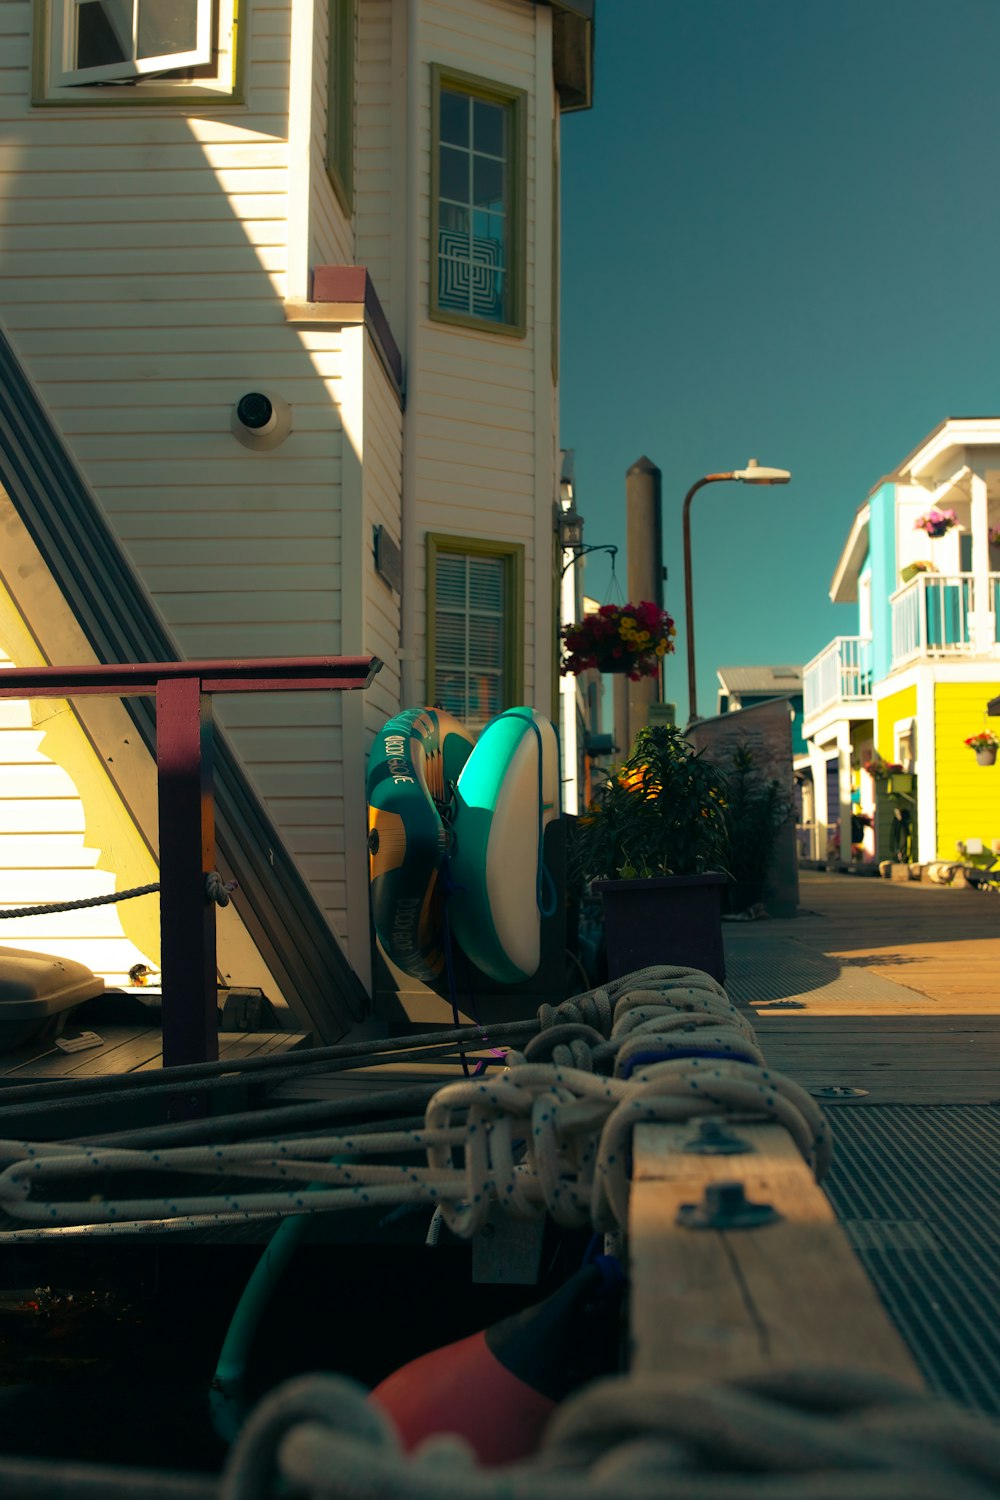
[0,587,159,988]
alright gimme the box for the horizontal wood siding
[935,680,1000,861]
[0,641,159,988]
[355,0,394,321]
[413,0,540,705]
[363,339,402,733]
[0,0,356,949]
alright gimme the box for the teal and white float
[367,705,560,987]
[448,707,560,984]
[366,708,475,984]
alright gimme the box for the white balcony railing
[890,573,975,668]
[803,636,873,720]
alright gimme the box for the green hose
[209,1161,346,1443]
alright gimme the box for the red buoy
[368,1260,623,1467]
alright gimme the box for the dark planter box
[591,872,727,984]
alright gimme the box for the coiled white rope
[0,967,830,1241]
[233,1368,1000,1500]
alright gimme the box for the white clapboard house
[0,0,594,1039]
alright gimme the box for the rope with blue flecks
[0,966,830,1241]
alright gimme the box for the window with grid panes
[427,537,523,729]
[431,67,525,335]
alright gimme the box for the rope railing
[0,872,236,922]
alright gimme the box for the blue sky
[559,0,1000,721]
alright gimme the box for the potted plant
[568,724,730,981]
[561,602,675,682]
[719,743,792,915]
[862,754,903,780]
[965,730,1000,767]
[914,508,958,540]
[900,560,936,584]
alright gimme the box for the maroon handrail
[0,656,382,1075]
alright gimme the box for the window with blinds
[427,535,524,728]
[434,553,505,726]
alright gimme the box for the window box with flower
[900,560,936,584]
[561,602,675,681]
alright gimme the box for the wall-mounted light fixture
[231,390,293,451]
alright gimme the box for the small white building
[0,0,594,1037]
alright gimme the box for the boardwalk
[726,870,1000,1103]
[724,870,1000,1414]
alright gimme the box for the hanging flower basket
[965,730,1000,766]
[914,508,957,540]
[561,602,675,681]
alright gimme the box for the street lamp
[683,459,791,722]
[558,503,618,578]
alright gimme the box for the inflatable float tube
[367,708,475,983]
[448,707,560,985]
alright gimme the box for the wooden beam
[629,1120,923,1385]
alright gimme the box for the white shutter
[434,552,506,728]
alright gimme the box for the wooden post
[156,674,218,1068]
[629,1120,923,1384]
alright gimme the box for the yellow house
[802,418,1000,869]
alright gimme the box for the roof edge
[541,0,594,111]
[829,502,871,603]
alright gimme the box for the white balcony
[888,572,1000,668]
[803,636,873,725]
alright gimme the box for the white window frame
[35,0,239,103]
[53,0,211,85]
[894,717,917,773]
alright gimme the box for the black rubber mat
[822,1103,1000,1414]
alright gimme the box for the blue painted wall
[867,482,897,684]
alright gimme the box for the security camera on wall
[231,391,292,451]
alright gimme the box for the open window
[36,0,239,101]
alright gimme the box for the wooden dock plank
[0,1027,310,1082]
[0,1024,157,1080]
[629,1120,923,1384]
[67,1029,165,1076]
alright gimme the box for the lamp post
[683,459,791,722]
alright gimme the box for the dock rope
[0,966,831,1239]
[0,872,235,920]
[3,1366,998,1498]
